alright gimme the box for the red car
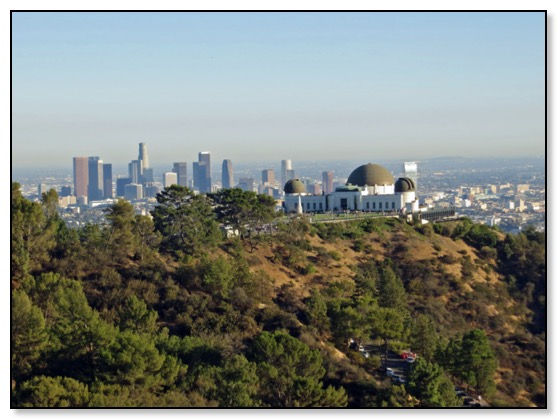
[400,351,416,359]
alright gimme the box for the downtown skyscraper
[173,162,188,187]
[87,156,104,201]
[73,157,88,199]
[222,159,234,189]
[322,171,334,195]
[281,159,292,189]
[194,151,212,193]
[139,142,153,183]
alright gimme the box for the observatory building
[283,163,419,214]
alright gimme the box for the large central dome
[347,163,394,187]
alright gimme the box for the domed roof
[335,183,361,192]
[284,178,306,194]
[347,163,394,187]
[395,177,416,192]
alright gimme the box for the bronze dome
[284,178,306,194]
[347,163,394,187]
[395,177,416,192]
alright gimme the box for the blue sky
[11,11,545,168]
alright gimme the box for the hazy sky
[12,11,545,168]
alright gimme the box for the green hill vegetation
[11,183,546,407]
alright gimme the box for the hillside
[11,185,546,407]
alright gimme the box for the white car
[386,368,394,377]
[362,351,370,358]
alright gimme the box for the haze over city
[12,11,545,169]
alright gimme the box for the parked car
[386,368,394,377]
[406,357,416,363]
[362,351,370,358]
[395,376,406,385]
[400,351,417,359]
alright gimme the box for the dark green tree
[41,188,59,219]
[104,199,136,261]
[210,188,277,251]
[410,314,438,360]
[407,358,461,407]
[151,185,221,257]
[11,290,48,381]
[196,354,259,407]
[133,214,161,261]
[15,376,90,407]
[377,265,406,308]
[11,183,56,282]
[117,295,159,336]
[305,289,330,332]
[459,329,497,397]
[251,330,347,407]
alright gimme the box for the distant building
[284,163,418,214]
[88,157,104,202]
[403,162,418,191]
[173,162,188,187]
[38,183,48,196]
[517,184,530,193]
[128,160,141,184]
[73,157,88,198]
[281,160,293,188]
[144,182,160,198]
[60,186,72,197]
[309,183,322,196]
[259,186,276,197]
[322,171,334,195]
[163,172,178,188]
[124,183,143,201]
[262,169,275,185]
[222,159,234,189]
[238,177,254,192]
[103,163,113,199]
[116,177,132,197]
[58,196,77,208]
[198,152,212,193]
[138,142,150,170]
[286,169,296,183]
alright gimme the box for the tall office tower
[38,184,48,196]
[116,177,132,197]
[172,162,188,187]
[129,160,141,184]
[73,157,89,198]
[138,142,150,169]
[198,152,212,193]
[163,172,178,188]
[103,163,113,199]
[124,183,143,201]
[403,162,418,191]
[198,162,210,193]
[281,159,292,188]
[286,169,296,181]
[142,168,154,183]
[238,177,254,192]
[222,159,234,189]
[262,169,275,185]
[192,162,200,190]
[87,157,104,201]
[322,171,334,195]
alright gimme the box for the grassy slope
[240,220,543,406]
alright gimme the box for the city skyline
[11,11,545,168]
